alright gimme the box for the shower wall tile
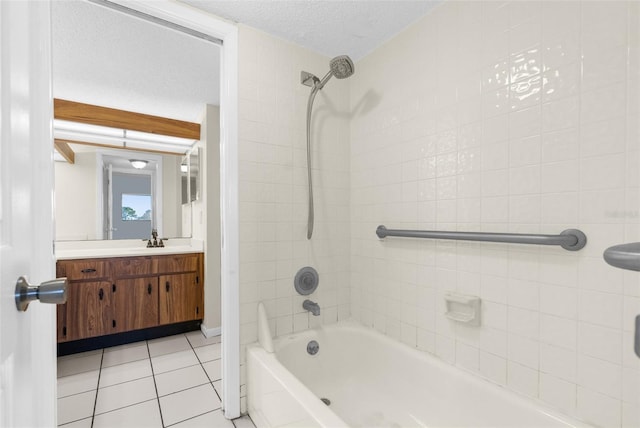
[236,25,351,401]
[350,2,639,427]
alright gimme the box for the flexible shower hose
[306,85,320,240]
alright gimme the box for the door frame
[105,0,240,418]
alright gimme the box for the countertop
[55,238,204,260]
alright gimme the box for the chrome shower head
[329,55,355,79]
[313,54,355,90]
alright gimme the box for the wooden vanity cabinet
[112,277,159,333]
[160,273,202,324]
[57,252,203,343]
[60,281,113,341]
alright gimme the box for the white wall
[237,24,352,411]
[202,104,222,334]
[54,152,97,240]
[350,2,640,427]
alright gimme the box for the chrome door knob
[15,276,67,312]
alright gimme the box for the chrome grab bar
[603,242,640,272]
[376,225,587,251]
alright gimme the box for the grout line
[187,334,224,401]
[163,407,223,428]
[156,381,212,399]
[90,349,104,428]
[232,415,257,428]
[146,339,166,428]
[92,398,158,419]
[97,373,155,390]
[153,362,203,377]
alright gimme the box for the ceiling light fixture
[53,120,198,154]
[129,159,148,169]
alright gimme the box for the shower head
[329,55,355,79]
[315,54,355,90]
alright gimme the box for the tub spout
[303,299,321,316]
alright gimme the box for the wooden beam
[54,140,75,164]
[54,138,184,157]
[54,99,201,140]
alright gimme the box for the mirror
[180,147,201,205]
[51,0,220,242]
[55,144,189,241]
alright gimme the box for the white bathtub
[247,321,591,428]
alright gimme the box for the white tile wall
[236,25,351,409]
[349,1,640,427]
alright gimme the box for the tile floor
[57,331,255,428]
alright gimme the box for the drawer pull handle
[112,283,116,292]
[99,288,104,300]
[81,268,97,273]
[166,281,170,292]
[112,320,116,328]
[148,283,152,295]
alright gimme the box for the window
[121,194,152,221]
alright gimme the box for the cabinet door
[63,281,112,341]
[56,301,67,342]
[113,277,159,332]
[159,273,203,325]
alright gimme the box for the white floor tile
[202,359,221,381]
[99,358,153,388]
[58,351,102,378]
[57,390,96,425]
[155,364,210,397]
[102,342,149,368]
[57,348,102,361]
[93,399,162,428]
[171,409,234,428]
[159,384,221,427]
[233,415,257,428]
[194,343,221,363]
[58,416,92,428]
[95,376,157,415]
[186,330,221,348]
[57,370,99,398]
[148,334,191,357]
[151,349,199,374]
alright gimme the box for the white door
[0,1,57,427]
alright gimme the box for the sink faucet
[303,299,320,316]
[147,229,162,248]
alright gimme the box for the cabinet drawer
[112,257,153,277]
[58,260,108,281]
[156,254,200,274]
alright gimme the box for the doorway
[51,0,240,419]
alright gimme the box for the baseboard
[201,324,221,338]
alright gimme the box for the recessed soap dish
[445,293,481,327]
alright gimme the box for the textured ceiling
[51,1,220,123]
[182,0,440,60]
[51,1,440,123]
